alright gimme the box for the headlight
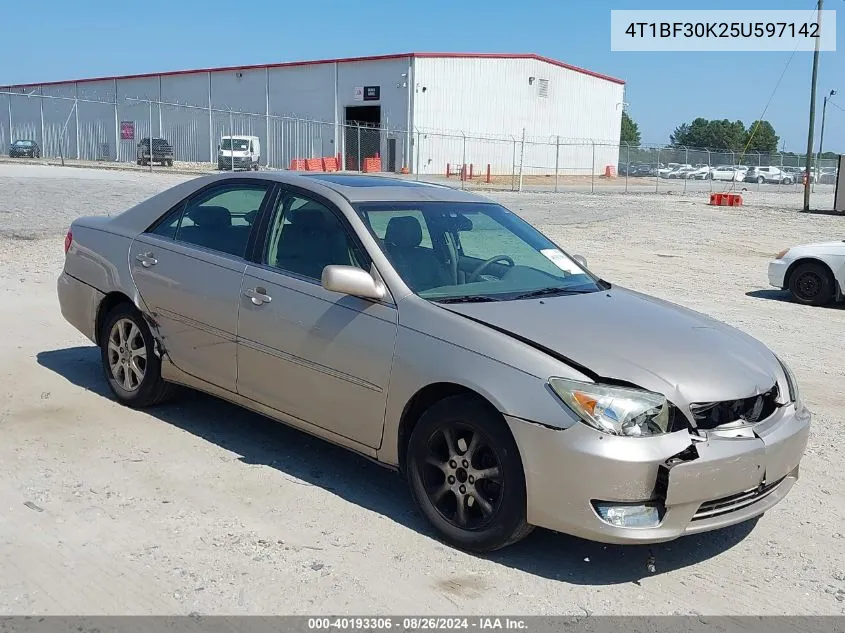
[549,377,672,437]
[775,248,789,259]
[776,356,803,411]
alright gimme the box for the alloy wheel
[107,318,147,392]
[421,424,504,530]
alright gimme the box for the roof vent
[537,78,549,98]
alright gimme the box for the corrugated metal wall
[1,55,622,174]
[412,57,624,175]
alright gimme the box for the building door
[344,105,381,171]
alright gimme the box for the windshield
[220,138,250,151]
[355,201,603,302]
[13,140,32,146]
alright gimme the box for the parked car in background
[687,165,712,180]
[710,165,742,181]
[9,139,41,158]
[630,163,653,177]
[818,168,838,185]
[768,240,845,306]
[658,163,679,178]
[667,165,695,179]
[56,171,810,552]
[744,166,794,185]
[218,135,261,171]
[781,166,804,181]
[136,138,174,167]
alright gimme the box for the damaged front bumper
[505,403,810,544]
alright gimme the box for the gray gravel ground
[0,165,843,615]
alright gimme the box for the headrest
[288,205,331,230]
[189,205,231,228]
[384,215,423,248]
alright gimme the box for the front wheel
[788,261,834,306]
[406,395,533,553]
[100,303,176,407]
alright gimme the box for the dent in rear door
[130,235,246,392]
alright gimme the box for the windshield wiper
[435,295,502,304]
[512,287,594,300]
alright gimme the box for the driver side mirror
[321,265,386,300]
[572,254,588,269]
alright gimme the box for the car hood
[787,241,845,253]
[442,287,781,409]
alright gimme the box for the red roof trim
[6,52,624,89]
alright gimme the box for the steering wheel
[467,255,515,282]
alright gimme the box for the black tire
[788,261,834,307]
[100,303,176,407]
[136,159,142,165]
[166,159,173,167]
[783,178,792,185]
[757,176,765,184]
[406,395,533,553]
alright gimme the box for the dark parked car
[9,139,40,158]
[136,137,174,166]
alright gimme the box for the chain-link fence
[0,90,839,207]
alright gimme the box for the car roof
[217,171,492,204]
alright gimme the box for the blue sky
[1,0,842,152]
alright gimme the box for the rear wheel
[406,395,533,552]
[788,261,834,306]
[757,176,765,184]
[100,303,176,407]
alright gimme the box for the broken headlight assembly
[549,377,673,437]
[776,355,803,412]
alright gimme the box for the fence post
[228,109,234,172]
[461,131,466,190]
[74,93,80,159]
[7,96,12,155]
[415,130,421,181]
[39,94,45,158]
[707,149,712,192]
[207,74,213,166]
[518,128,525,193]
[114,93,119,162]
[590,141,595,193]
[554,135,560,193]
[265,67,270,168]
[356,123,361,172]
[683,146,689,193]
[511,136,517,191]
[655,146,661,192]
[625,142,630,193]
[148,101,153,172]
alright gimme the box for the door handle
[135,252,158,267]
[244,287,272,306]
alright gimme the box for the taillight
[64,230,73,254]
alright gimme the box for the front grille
[691,476,786,521]
[689,385,779,430]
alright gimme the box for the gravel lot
[0,164,843,616]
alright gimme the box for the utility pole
[802,0,823,212]
[818,89,837,167]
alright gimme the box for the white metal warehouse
[0,52,626,175]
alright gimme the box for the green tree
[669,118,748,151]
[744,120,779,153]
[620,111,641,146]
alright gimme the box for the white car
[710,165,744,181]
[768,241,845,306]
